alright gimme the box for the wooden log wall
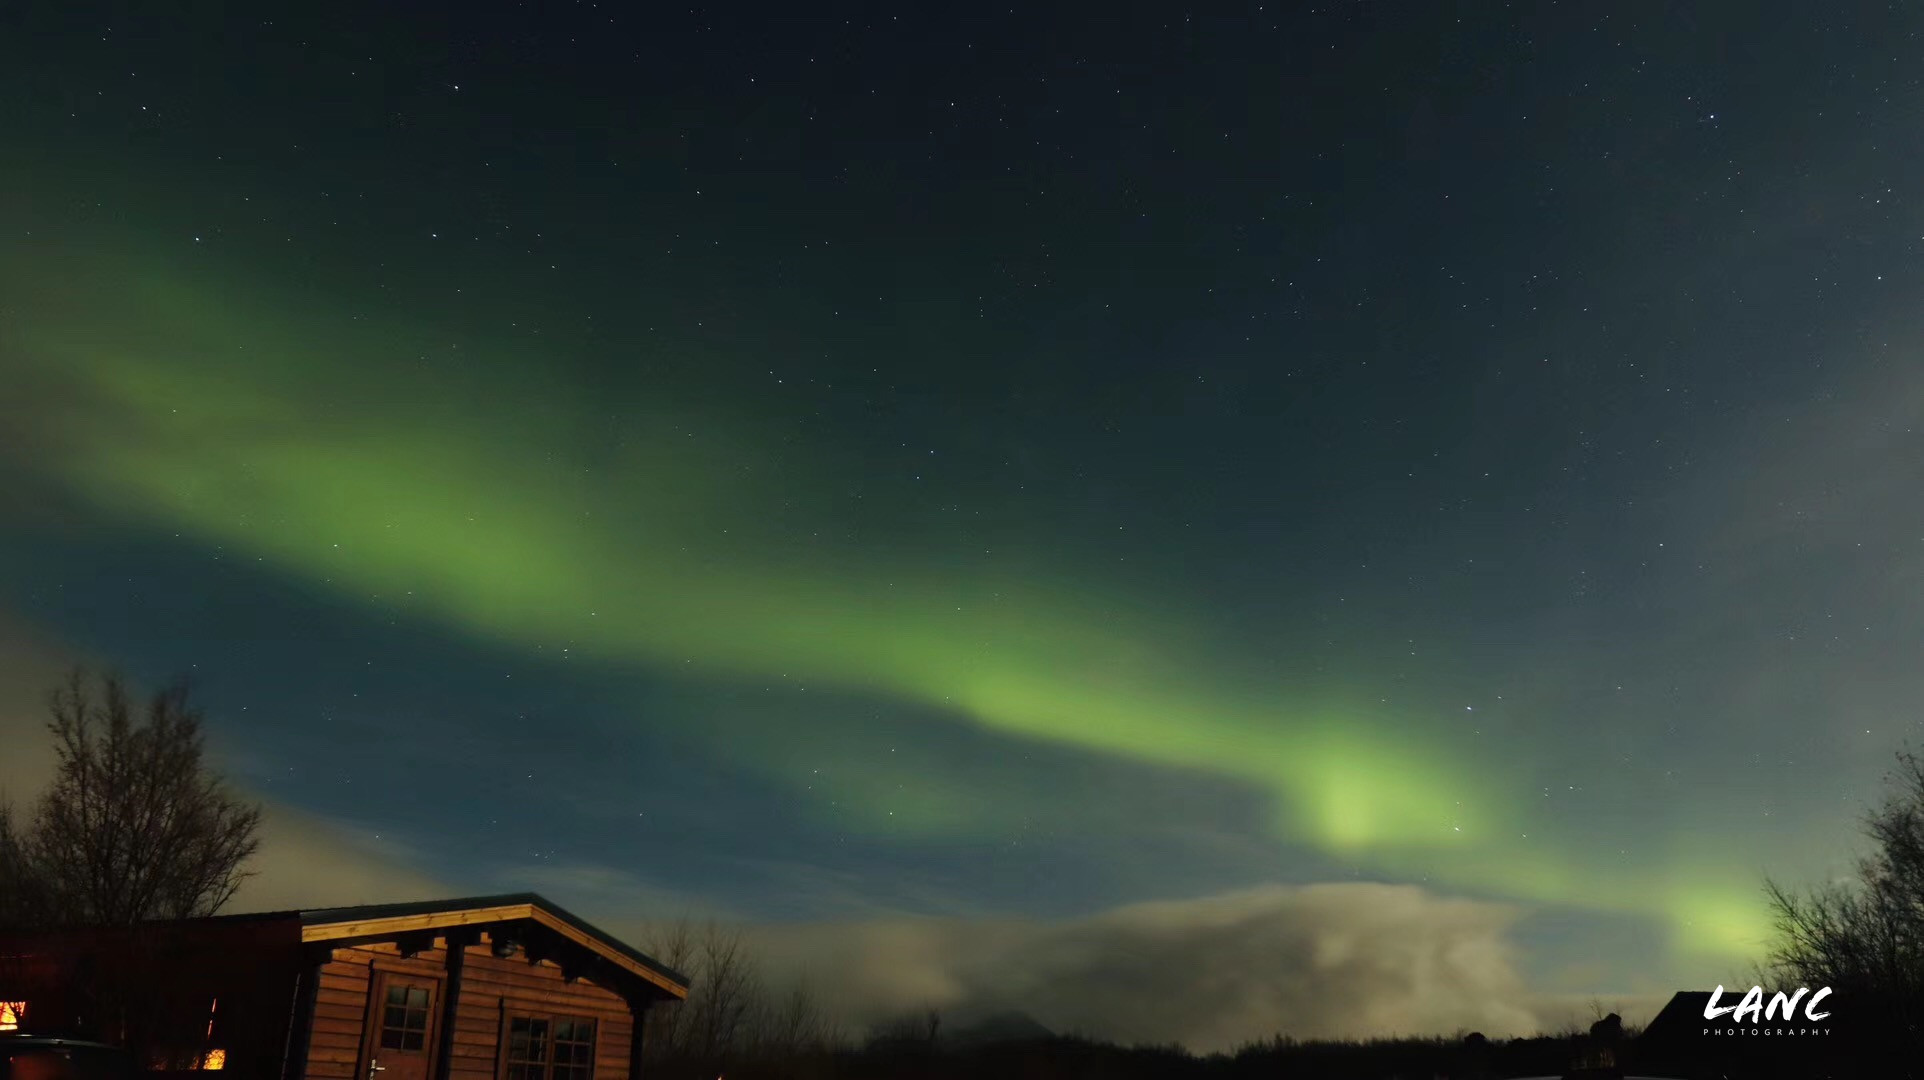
[303,939,634,1080]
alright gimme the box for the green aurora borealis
[5,245,1769,959]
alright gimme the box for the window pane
[509,1018,548,1063]
[378,981,436,1054]
[546,1014,593,1080]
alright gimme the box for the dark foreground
[647,1028,1884,1080]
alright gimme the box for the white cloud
[731,882,1550,1052]
[231,807,450,912]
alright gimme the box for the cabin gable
[302,937,636,1080]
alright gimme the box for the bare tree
[0,803,44,925]
[0,669,261,927]
[1766,747,1924,1047]
[757,978,834,1060]
[689,920,761,1063]
[638,918,839,1079]
[640,920,764,1072]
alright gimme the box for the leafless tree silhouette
[0,668,261,927]
[638,919,839,1079]
[1766,747,1924,1048]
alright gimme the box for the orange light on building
[0,1000,24,1031]
[192,997,224,1068]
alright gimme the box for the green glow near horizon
[0,249,1772,959]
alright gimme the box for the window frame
[379,981,435,1052]
[496,1009,598,1080]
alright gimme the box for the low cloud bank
[738,883,1545,1053]
[232,809,449,912]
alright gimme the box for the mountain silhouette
[940,1010,1056,1048]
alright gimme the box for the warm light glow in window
[0,1000,24,1031]
[200,1050,227,1071]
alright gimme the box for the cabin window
[381,984,433,1051]
[504,1017,549,1080]
[551,1018,596,1080]
[0,1000,23,1031]
[502,1015,596,1080]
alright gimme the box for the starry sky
[4,0,1924,1047]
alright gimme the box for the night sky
[4,0,1924,1048]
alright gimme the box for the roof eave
[298,893,687,999]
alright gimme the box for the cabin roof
[297,893,687,999]
[1640,990,1711,1042]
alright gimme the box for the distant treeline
[643,1027,1853,1080]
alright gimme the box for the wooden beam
[625,999,649,1080]
[527,908,686,998]
[302,905,536,943]
[431,931,471,1080]
[281,948,330,1080]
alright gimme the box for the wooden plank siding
[303,939,633,1080]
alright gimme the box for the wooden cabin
[0,894,688,1080]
